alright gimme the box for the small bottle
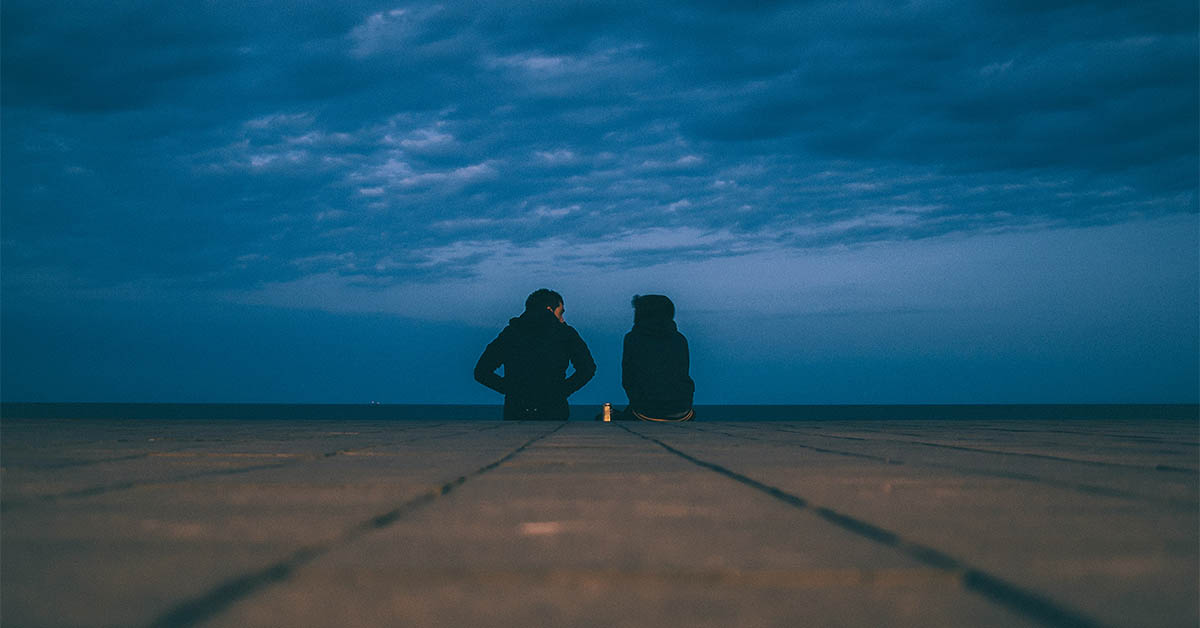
[602,402,612,422]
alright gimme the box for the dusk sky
[3,1,1197,405]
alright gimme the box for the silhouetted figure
[475,289,596,420]
[620,294,695,421]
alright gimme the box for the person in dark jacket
[621,294,695,421]
[474,289,596,420]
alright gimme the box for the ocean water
[1,402,1196,422]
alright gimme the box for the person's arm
[621,333,639,401]
[681,334,695,396]
[563,329,596,396]
[473,334,507,394]
[681,334,691,374]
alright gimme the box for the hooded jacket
[622,317,694,416]
[474,307,596,420]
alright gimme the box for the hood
[630,318,677,336]
[509,307,561,331]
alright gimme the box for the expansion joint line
[694,424,1196,510]
[146,423,565,628]
[2,423,481,511]
[813,432,1200,474]
[618,424,1110,628]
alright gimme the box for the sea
[1,402,1196,422]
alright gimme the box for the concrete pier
[2,418,1196,627]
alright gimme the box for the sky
[2,0,1197,405]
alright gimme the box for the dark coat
[622,318,694,416]
[474,308,596,420]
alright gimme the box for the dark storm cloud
[2,0,1195,294]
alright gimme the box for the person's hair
[632,294,674,323]
[525,288,563,311]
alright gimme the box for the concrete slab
[2,419,1196,627]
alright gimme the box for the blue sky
[3,1,1197,404]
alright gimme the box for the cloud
[2,0,1194,404]
[349,8,416,57]
[392,161,499,188]
[534,149,577,165]
[1,0,1194,302]
[360,157,415,183]
[348,6,455,58]
[244,112,314,130]
[533,204,580,218]
[397,127,455,150]
[224,215,1198,358]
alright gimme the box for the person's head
[631,294,674,324]
[526,288,565,322]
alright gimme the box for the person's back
[475,289,596,420]
[622,294,694,420]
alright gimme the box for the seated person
[474,288,596,420]
[618,294,695,421]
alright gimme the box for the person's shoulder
[561,323,589,342]
[493,318,522,339]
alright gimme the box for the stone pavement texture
[1,418,1196,627]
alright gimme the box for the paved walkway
[2,418,1196,627]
